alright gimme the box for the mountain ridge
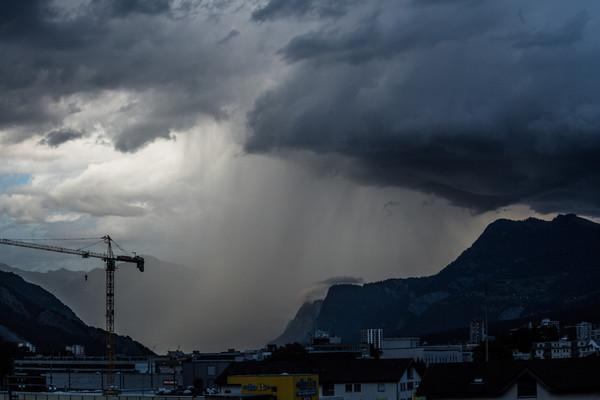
[0,256,203,353]
[0,269,152,355]
[276,214,600,344]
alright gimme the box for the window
[407,367,413,380]
[517,375,537,398]
[400,382,405,391]
[377,383,385,392]
[354,384,361,392]
[345,384,353,393]
[323,383,334,396]
[207,365,216,376]
[271,386,277,393]
[407,382,413,390]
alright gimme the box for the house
[534,340,572,359]
[533,339,600,359]
[416,357,600,399]
[317,358,419,400]
[217,358,420,400]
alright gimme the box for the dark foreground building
[416,356,600,399]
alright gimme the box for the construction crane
[0,235,144,394]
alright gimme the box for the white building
[65,345,85,357]
[540,318,560,331]
[319,358,420,400]
[360,328,382,349]
[574,339,600,358]
[15,341,36,353]
[381,337,468,364]
[534,339,599,359]
[534,340,571,359]
[469,319,485,344]
[576,321,593,341]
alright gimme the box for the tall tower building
[470,319,486,344]
[576,322,593,341]
[361,328,383,349]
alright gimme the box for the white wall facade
[321,382,396,400]
[534,341,571,359]
[361,329,383,349]
[320,366,420,400]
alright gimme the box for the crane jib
[0,235,145,278]
[0,238,144,271]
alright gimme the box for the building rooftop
[416,356,600,398]
[217,358,414,385]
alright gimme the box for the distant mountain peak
[276,214,600,344]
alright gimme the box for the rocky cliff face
[272,300,323,345]
[277,214,600,344]
[0,270,152,355]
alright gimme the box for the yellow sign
[228,374,319,400]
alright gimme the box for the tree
[472,340,513,362]
[507,326,559,355]
[369,344,382,359]
[267,343,310,361]
[0,341,32,381]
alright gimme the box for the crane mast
[0,236,144,394]
[105,238,116,394]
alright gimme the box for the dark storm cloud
[38,128,84,148]
[0,0,110,50]
[246,1,600,216]
[278,5,495,65]
[0,0,232,151]
[509,10,590,49]
[0,0,55,39]
[114,121,174,153]
[251,0,351,22]
[99,0,174,17]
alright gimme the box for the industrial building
[380,337,472,364]
[9,355,182,393]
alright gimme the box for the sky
[1,0,600,352]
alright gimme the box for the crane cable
[1,237,135,256]
[4,237,104,241]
